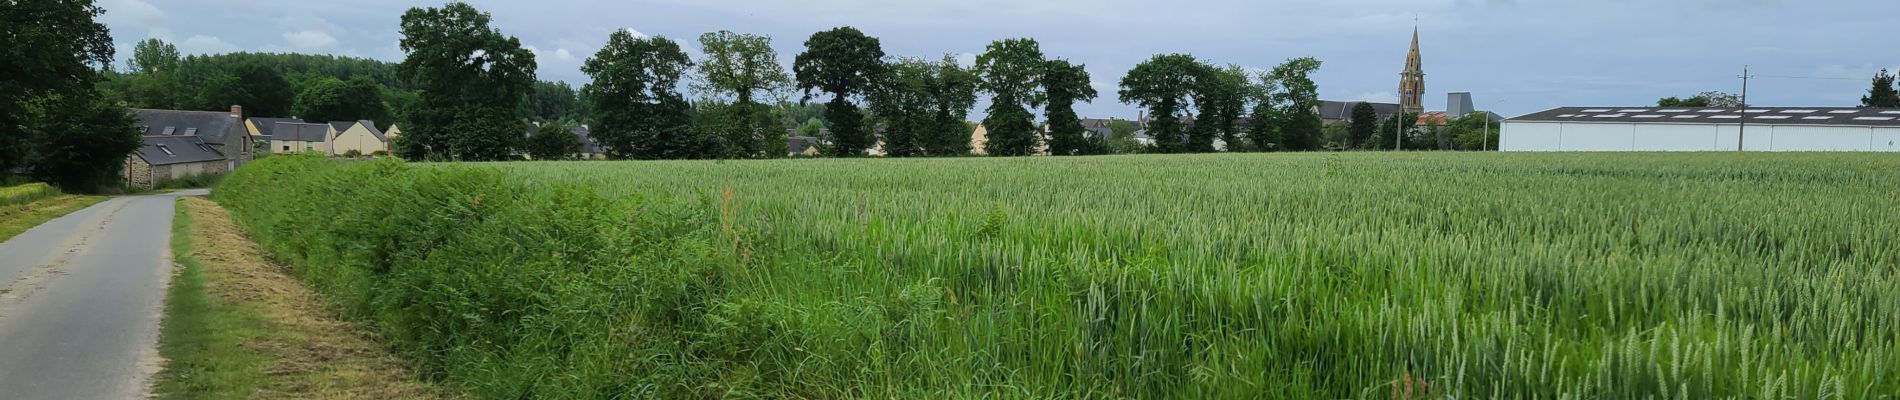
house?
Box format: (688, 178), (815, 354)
(246, 117), (303, 136)
(270, 122), (334, 154)
(524, 123), (605, 159)
(1502, 107), (1900, 152)
(787, 135), (820, 157)
(123, 135), (228, 189)
(329, 120), (388, 156)
(385, 124), (402, 140)
(1318, 101), (1403, 123)
(134, 106), (254, 170)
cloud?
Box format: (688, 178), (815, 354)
(554, 48), (576, 62)
(955, 52), (977, 68)
(103, 0), (166, 28)
(178, 35), (239, 55)
(1352, 91), (1399, 103)
(622, 28), (648, 39)
(283, 30), (339, 51)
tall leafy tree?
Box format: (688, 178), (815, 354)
(1042, 59), (1097, 156)
(1348, 102), (1377, 149)
(128, 38), (179, 74)
(1, 0), (122, 188)
(1863, 69), (1899, 108)
(525, 119), (582, 160)
(794, 27), (885, 157)
(1656, 96), (1710, 107)
(522, 80), (579, 121)
(292, 76), (389, 123)
(868, 58), (935, 157)
(974, 38), (1046, 156)
(697, 31), (791, 158)
(19, 89), (141, 191)
(582, 31), (695, 160)
(1192, 64), (1249, 152)
(1259, 57), (1323, 151)
(394, 2), (538, 161)
(1119, 54), (1202, 153)
(923, 56), (980, 156)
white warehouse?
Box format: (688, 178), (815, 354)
(1501, 107), (1900, 152)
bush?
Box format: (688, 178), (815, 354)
(0, 182), (61, 207)
(213, 155), (742, 398)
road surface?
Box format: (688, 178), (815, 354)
(0, 189), (206, 400)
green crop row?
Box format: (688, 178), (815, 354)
(219, 152), (1900, 399)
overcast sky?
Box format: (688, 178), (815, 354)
(103, 0), (1897, 118)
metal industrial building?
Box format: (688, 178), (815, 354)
(1501, 107), (1900, 152)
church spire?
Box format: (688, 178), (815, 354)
(1399, 25), (1426, 113)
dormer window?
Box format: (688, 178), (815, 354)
(162, 127), (176, 135)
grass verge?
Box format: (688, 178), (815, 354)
(155, 196), (447, 399)
(0, 195), (105, 242)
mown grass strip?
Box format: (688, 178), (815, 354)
(0, 194), (105, 242)
(155, 196), (270, 399)
(155, 196), (447, 399)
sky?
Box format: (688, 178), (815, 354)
(102, 0), (1898, 118)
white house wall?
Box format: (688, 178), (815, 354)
(1504, 122), (1900, 152)
(1562, 122), (1635, 151)
(1876, 128), (1900, 151)
(1500, 121), (1563, 151)
(1633, 123), (1718, 151)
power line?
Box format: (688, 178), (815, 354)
(1753, 74), (1862, 81)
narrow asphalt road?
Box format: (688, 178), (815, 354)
(0, 189), (206, 400)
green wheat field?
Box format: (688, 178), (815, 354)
(216, 153), (1900, 399)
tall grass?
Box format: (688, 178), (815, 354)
(0, 182), (61, 207)
(218, 153), (1900, 398)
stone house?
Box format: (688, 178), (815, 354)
(123, 135), (228, 189)
(134, 106), (254, 170)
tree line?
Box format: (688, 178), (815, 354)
(1, 0), (141, 193)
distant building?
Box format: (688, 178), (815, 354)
(269, 122), (335, 154)
(134, 106), (254, 169)
(1318, 101), (1402, 123)
(1398, 27), (1426, 114)
(124, 106), (255, 189)
(329, 121), (388, 156)
(1502, 107), (1900, 152)
(788, 135), (820, 156)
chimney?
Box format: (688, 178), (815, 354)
(230, 105), (243, 118)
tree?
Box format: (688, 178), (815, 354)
(1192, 64), (1250, 152)
(1370, 111), (1419, 151)
(924, 56), (980, 156)
(1042, 59), (1097, 156)
(794, 27), (885, 157)
(522, 80), (579, 121)
(128, 38), (179, 74)
(1446, 112), (1499, 151)
(1259, 57), (1323, 151)
(19, 89), (141, 192)
(292, 76), (389, 123)
(1348, 102), (1377, 149)
(1119, 54), (1203, 153)
(1, 0), (119, 186)
(1659, 91), (1743, 108)
(525, 119), (582, 160)
(395, 2), (538, 161)
(582, 31), (696, 160)
(868, 58), (936, 157)
(1106, 119), (1144, 154)
(1656, 96), (1709, 107)
(974, 38), (1046, 156)
(696, 31), (791, 158)
(1863, 69), (1899, 108)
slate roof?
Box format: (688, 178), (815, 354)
(573, 126), (602, 155)
(337, 120), (387, 141)
(249, 117), (303, 136)
(329, 121), (355, 132)
(273, 122), (332, 142)
(1319, 101), (1402, 121)
(135, 109), (241, 146)
(1508, 107), (1900, 127)
(133, 135), (226, 166)
(788, 136), (820, 154)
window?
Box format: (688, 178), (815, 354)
(157, 144), (174, 155)
(1709, 115), (1741, 119)
(184, 128), (198, 136)
(1617, 109), (1649, 113)
(1829, 110), (1859, 114)
(1699, 109), (1724, 113)
(162, 127), (176, 135)
(1743, 109), (1771, 113)
(1672, 115), (1700, 119)
(283, 145), (290, 151)
(1803, 116), (1834, 120)
(1633, 115), (1664, 119)
(1755, 115), (1791, 120)
(1657, 109), (1690, 113)
(1582, 109), (1612, 113)
(1780, 109), (1817, 114)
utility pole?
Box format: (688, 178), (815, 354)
(1737, 66), (1753, 151)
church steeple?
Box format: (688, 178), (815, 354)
(1399, 26), (1425, 113)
